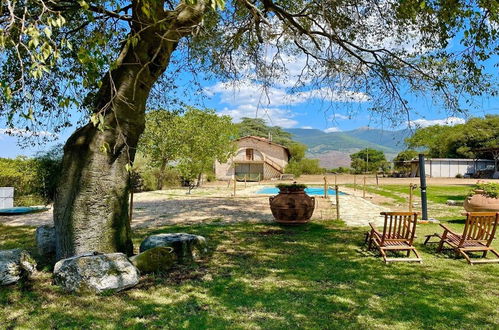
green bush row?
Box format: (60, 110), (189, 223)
(0, 147), (62, 206)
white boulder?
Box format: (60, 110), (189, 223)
(0, 249), (37, 286)
(53, 252), (139, 293)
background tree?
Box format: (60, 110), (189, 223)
(175, 108), (237, 188)
(286, 142), (307, 162)
(284, 158), (324, 177)
(350, 148), (390, 174)
(393, 149), (419, 174)
(138, 110), (180, 190)
(406, 115), (499, 158)
(1, 1), (497, 258)
(0, 146), (62, 206)
(236, 118), (293, 146)
(32, 145), (63, 203)
(405, 125), (460, 158)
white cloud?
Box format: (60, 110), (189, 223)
(329, 113), (350, 121)
(408, 117), (465, 128)
(206, 80), (370, 108)
(218, 104), (298, 128)
(324, 127), (342, 133)
(0, 128), (57, 138)
(206, 79), (369, 129)
(301, 126), (314, 129)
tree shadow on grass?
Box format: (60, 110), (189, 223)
(126, 221), (499, 328)
(1, 221), (499, 328)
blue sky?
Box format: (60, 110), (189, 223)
(2, 83), (497, 158)
(1, 16), (499, 158)
(1, 70), (498, 158)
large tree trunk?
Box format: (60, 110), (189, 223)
(53, 1), (206, 260)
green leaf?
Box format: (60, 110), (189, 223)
(90, 113), (99, 126)
(43, 26), (52, 38)
(78, 0), (89, 10)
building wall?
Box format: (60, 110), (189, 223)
(215, 137), (289, 180)
(214, 160), (234, 180)
(232, 139), (289, 169)
(410, 159), (495, 178)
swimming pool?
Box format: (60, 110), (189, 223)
(257, 187), (346, 196)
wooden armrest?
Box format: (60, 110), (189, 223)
(369, 223), (382, 238)
(439, 224), (458, 235)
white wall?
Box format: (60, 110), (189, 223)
(426, 160), (494, 177)
(0, 187), (14, 209)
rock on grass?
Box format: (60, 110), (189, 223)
(130, 247), (176, 273)
(139, 233), (207, 263)
(0, 249), (37, 286)
(35, 225), (56, 257)
(53, 252), (139, 294)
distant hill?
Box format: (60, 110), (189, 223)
(286, 127), (411, 168)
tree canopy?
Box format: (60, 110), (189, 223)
(393, 149), (419, 174)
(235, 118), (292, 146)
(138, 107), (237, 187)
(406, 115), (499, 158)
(175, 108), (237, 185)
(1, 0), (498, 136)
(350, 148), (390, 174)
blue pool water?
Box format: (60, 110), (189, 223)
(0, 206), (49, 215)
(257, 187), (346, 196)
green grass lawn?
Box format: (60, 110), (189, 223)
(344, 184), (474, 218)
(378, 185), (472, 204)
(346, 184), (472, 205)
(1, 219), (499, 329)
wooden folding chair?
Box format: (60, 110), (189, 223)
(425, 212), (499, 265)
(367, 212), (422, 263)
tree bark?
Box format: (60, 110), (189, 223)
(197, 171), (203, 187)
(54, 1), (206, 260)
(158, 159), (168, 190)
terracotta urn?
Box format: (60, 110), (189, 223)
(269, 186), (315, 225)
(464, 189), (499, 212)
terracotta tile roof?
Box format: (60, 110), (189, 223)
(234, 136), (290, 156)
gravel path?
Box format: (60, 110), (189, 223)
(330, 192), (389, 227)
(0, 186), (334, 228)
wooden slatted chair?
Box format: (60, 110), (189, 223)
(367, 212), (422, 263)
(427, 212), (499, 265)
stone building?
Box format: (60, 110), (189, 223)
(215, 136), (290, 181)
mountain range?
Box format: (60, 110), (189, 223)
(285, 127), (412, 168)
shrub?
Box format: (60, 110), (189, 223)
(455, 173), (463, 178)
(137, 166), (181, 191)
(284, 159), (324, 177)
(471, 182), (499, 198)
(330, 166), (351, 174)
(204, 170), (217, 182)
(276, 183), (307, 190)
(0, 147), (62, 206)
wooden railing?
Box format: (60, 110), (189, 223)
(265, 158), (284, 173)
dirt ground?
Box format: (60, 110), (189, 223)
(0, 175), (490, 228)
(0, 184), (335, 228)
(255, 174), (494, 186)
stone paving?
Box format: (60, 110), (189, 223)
(330, 192), (390, 227)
